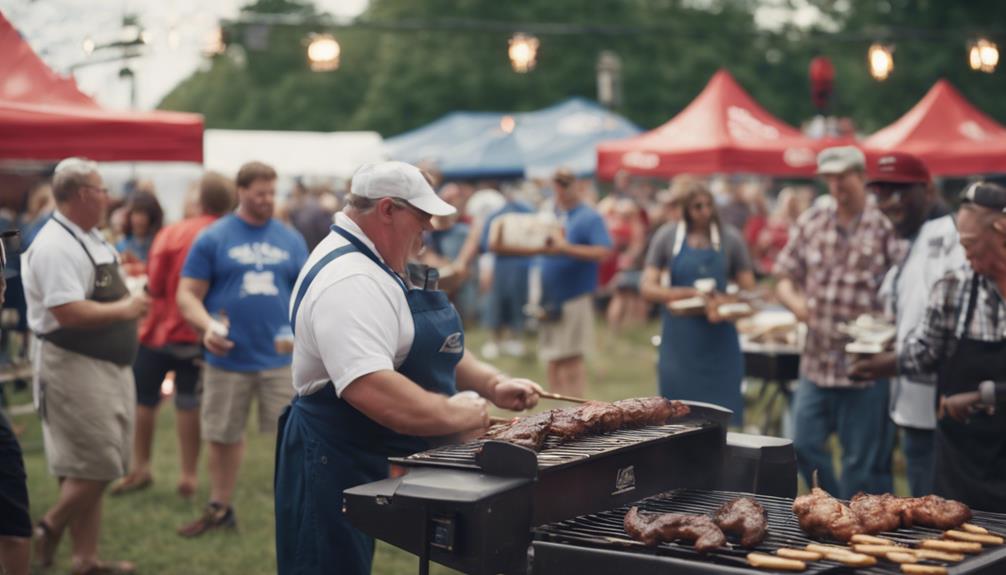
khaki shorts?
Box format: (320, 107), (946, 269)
(539, 294), (595, 362)
(201, 364), (293, 444)
(35, 341), (135, 481)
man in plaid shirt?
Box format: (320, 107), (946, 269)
(774, 146), (904, 498)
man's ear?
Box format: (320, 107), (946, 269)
(993, 216), (1006, 236)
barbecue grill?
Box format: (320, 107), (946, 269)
(343, 402), (798, 574)
(533, 488), (1006, 574)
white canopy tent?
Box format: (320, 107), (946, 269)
(204, 129), (386, 180)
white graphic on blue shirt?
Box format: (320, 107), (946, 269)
(241, 270), (279, 297)
(439, 332), (464, 354)
(227, 242), (291, 270)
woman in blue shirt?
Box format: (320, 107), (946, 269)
(116, 191), (163, 265)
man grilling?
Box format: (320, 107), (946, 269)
(851, 182), (1006, 512)
(274, 161), (542, 575)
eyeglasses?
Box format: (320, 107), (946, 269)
(81, 184), (109, 195)
(389, 198), (432, 222)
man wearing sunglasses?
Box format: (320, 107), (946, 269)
(0, 229), (30, 575)
(852, 182), (1006, 511)
(865, 152), (964, 498)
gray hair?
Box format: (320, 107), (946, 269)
(345, 193), (378, 214)
(52, 157), (99, 202)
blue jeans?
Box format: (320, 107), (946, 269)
(792, 378), (895, 499)
(901, 426), (935, 497)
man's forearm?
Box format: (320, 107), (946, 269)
(558, 243), (610, 261)
(775, 277), (806, 317)
(177, 289), (213, 333)
(455, 351), (501, 399)
(49, 299), (131, 329)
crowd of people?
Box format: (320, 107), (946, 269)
(0, 146), (1004, 575)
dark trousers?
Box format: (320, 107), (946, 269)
(900, 426), (935, 497)
(792, 378), (895, 499)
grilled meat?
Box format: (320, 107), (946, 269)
(795, 489), (973, 540)
(714, 497), (768, 547)
(613, 397), (690, 426)
(904, 495), (973, 530)
(624, 507), (726, 553)
(481, 396), (691, 450)
(849, 493), (910, 533)
(549, 401), (625, 439)
(483, 410), (555, 451)
(792, 487), (863, 542)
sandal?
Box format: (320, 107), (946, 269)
(109, 474), (153, 496)
(33, 518), (63, 568)
(71, 559), (137, 575)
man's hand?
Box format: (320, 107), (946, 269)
(939, 391), (985, 422)
(123, 293), (151, 320)
(491, 377), (543, 411)
(447, 391), (490, 430)
(203, 325), (235, 356)
(544, 228), (568, 256)
(848, 351), (896, 381)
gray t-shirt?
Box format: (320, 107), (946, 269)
(644, 222), (752, 281)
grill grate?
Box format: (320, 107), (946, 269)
(391, 423), (707, 472)
(533, 489), (1006, 574)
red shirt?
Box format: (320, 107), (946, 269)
(139, 214), (219, 348)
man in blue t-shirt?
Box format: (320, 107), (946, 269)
(176, 161), (308, 537)
(480, 194), (535, 359)
(536, 169), (611, 397)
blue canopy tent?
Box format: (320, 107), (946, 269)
(384, 98), (640, 180)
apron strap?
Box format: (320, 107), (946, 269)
(289, 225), (409, 335)
(51, 216), (117, 267)
(956, 272), (982, 341)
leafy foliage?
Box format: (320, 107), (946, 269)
(158, 0), (1006, 137)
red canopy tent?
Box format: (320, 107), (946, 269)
(596, 69), (826, 179)
(863, 80), (1006, 176)
(0, 12), (203, 163)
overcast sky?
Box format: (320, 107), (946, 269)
(2, 0), (821, 111)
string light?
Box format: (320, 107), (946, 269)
(969, 38), (999, 73)
(306, 33), (340, 71)
(868, 43), (894, 81)
(508, 33), (539, 73)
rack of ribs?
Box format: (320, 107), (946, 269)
(483, 410), (555, 451)
(714, 497), (768, 547)
(624, 507), (726, 553)
(549, 401), (625, 440)
(613, 397), (691, 427)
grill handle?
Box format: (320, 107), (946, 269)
(476, 440), (539, 478)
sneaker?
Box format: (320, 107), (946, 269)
(177, 502), (237, 538)
(480, 341), (500, 360)
(501, 339), (525, 357)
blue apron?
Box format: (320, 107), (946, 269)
(658, 231), (744, 426)
(275, 225), (464, 575)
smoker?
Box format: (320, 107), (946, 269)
(343, 402), (798, 574)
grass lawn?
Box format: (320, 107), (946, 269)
(9, 319), (907, 574)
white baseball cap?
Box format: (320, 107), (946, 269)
(816, 146), (866, 175)
(350, 161), (456, 217)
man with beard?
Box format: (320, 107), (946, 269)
(274, 161), (542, 575)
(176, 161), (308, 536)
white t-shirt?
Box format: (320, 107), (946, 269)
(21, 211), (120, 335)
(883, 214), (965, 429)
(289, 211), (415, 397)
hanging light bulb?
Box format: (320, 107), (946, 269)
(868, 43), (894, 81)
(508, 33), (539, 73)
(306, 33), (340, 72)
(82, 36), (96, 55)
(969, 38), (999, 73)
(500, 115), (516, 133)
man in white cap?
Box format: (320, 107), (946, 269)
(774, 146), (903, 498)
(274, 161), (543, 575)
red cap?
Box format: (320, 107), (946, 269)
(866, 151), (931, 185)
